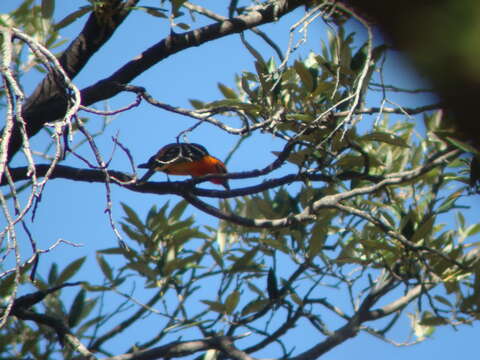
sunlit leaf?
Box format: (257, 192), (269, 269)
(225, 290), (240, 314)
(189, 99), (205, 109)
(360, 132), (410, 148)
(445, 136), (479, 155)
(437, 191), (462, 213)
(205, 99), (260, 112)
(420, 312), (448, 326)
(408, 312), (435, 340)
(294, 60), (314, 92)
(218, 83), (238, 99)
(201, 300), (225, 313)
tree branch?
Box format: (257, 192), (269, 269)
(7, 0), (309, 161)
(105, 335), (252, 360)
(4, 148), (460, 230)
(7, 0), (140, 161)
(290, 273), (396, 360)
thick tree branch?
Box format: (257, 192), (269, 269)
(4, 163), (332, 197)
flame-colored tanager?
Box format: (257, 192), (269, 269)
(138, 143), (229, 189)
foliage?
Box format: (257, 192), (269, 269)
(0, 1), (479, 360)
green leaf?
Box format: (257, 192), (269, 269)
(285, 113), (315, 122)
(267, 268), (279, 301)
(307, 225), (326, 259)
(242, 38), (266, 66)
(96, 254), (113, 281)
(127, 262), (158, 279)
(466, 223), (480, 237)
(409, 312), (435, 340)
(420, 313), (448, 326)
(163, 254), (200, 275)
(216, 229), (226, 254)
(433, 295), (453, 308)
(294, 60), (314, 92)
(230, 248), (258, 272)
(134, 6), (167, 18)
(350, 43), (367, 72)
(240, 75), (255, 100)
(176, 22), (190, 30)
(205, 99), (260, 112)
(289, 291), (303, 306)
(437, 191), (462, 213)
(251, 197), (275, 218)
(0, 273), (15, 298)
(225, 290), (240, 314)
(41, 0), (55, 19)
(121, 203), (144, 231)
(82, 284), (110, 292)
(201, 300), (226, 313)
(247, 281), (265, 298)
(68, 289), (86, 328)
(445, 136), (479, 155)
(172, 0), (188, 15)
(169, 200), (189, 221)
(77, 315), (105, 335)
(56, 257), (86, 285)
(210, 247), (224, 268)
(360, 132), (410, 148)
(241, 298), (269, 316)
(218, 83), (238, 99)
(54, 6), (91, 30)
(48, 263), (58, 285)
(189, 99), (205, 109)
(97, 247), (126, 255)
(121, 224), (147, 244)
(21, 335), (39, 354)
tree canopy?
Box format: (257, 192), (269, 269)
(1, 1), (479, 360)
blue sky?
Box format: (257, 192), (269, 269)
(1, 1), (478, 359)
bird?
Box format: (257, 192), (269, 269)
(138, 143), (229, 190)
